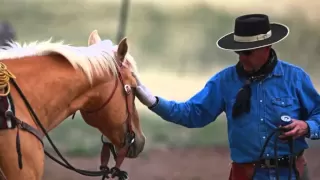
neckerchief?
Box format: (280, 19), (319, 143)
(232, 48), (278, 118)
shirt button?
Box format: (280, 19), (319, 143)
(281, 102), (285, 105)
(260, 100), (263, 103)
(266, 154), (270, 157)
(261, 118), (264, 121)
(263, 136), (266, 139)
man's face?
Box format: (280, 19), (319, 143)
(235, 47), (270, 71)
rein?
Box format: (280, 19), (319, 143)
(0, 62), (135, 180)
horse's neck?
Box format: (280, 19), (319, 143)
(4, 54), (94, 131)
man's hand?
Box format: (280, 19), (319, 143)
(132, 73), (157, 107)
(279, 119), (309, 139)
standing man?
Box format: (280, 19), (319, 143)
(134, 14), (320, 180)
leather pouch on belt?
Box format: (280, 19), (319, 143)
(228, 162), (255, 180)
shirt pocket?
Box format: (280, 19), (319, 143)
(270, 97), (296, 122)
(272, 97), (294, 107)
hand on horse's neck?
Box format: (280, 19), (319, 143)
(4, 55), (108, 131)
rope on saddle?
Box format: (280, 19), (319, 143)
(0, 62), (15, 96)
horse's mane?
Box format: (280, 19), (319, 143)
(0, 39), (138, 84)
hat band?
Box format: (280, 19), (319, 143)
(234, 30), (272, 42)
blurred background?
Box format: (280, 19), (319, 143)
(1, 0), (320, 179)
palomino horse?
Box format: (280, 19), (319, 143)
(0, 30), (145, 180)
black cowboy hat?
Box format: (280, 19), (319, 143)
(216, 14), (289, 51)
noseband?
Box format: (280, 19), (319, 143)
(77, 64), (136, 179)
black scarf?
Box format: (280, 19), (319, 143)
(232, 49), (278, 118)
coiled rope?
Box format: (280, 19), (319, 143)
(0, 62), (16, 96)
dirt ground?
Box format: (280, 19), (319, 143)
(43, 147), (320, 180)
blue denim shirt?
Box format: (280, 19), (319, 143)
(150, 60), (320, 163)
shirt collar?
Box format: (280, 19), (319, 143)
(271, 59), (284, 77)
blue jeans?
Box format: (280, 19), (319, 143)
(253, 166), (309, 180)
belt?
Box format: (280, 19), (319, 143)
(254, 150), (304, 168)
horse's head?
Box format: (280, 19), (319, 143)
(79, 30), (145, 158)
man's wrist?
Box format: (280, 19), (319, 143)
(305, 121), (311, 138)
(148, 96), (159, 109)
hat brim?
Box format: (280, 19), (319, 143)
(216, 23), (289, 51)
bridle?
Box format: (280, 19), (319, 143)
(74, 63), (136, 179)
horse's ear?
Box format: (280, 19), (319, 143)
(117, 37), (128, 63)
(88, 30), (101, 46)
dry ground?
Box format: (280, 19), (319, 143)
(43, 147), (320, 180)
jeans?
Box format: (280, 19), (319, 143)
(253, 165), (310, 180)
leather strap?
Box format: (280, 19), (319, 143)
(5, 110), (43, 145)
(18, 119), (43, 145)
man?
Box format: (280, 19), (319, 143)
(134, 14), (320, 180)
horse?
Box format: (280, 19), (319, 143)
(0, 30), (145, 180)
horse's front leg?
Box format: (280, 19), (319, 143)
(0, 129), (44, 180)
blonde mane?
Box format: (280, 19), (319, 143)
(0, 39), (138, 84)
